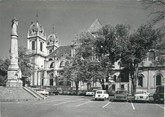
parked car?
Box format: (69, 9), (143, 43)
(95, 90), (109, 101)
(36, 89), (49, 96)
(111, 90), (128, 101)
(153, 85), (164, 103)
(86, 91), (95, 96)
(49, 90), (59, 95)
(134, 90), (150, 102)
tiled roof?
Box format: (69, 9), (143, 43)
(88, 19), (102, 33)
(48, 46), (71, 58)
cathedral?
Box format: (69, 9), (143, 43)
(26, 19), (164, 94)
(26, 19), (102, 88)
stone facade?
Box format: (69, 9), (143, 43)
(136, 50), (165, 94)
(26, 19), (164, 94)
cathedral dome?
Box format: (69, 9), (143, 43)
(27, 22), (46, 39)
(47, 33), (59, 47)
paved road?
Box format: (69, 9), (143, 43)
(0, 95), (164, 117)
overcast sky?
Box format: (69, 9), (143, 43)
(0, 0), (155, 59)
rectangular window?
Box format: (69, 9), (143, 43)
(40, 42), (43, 51)
(49, 49), (52, 54)
(32, 41), (35, 50)
(112, 84), (115, 90)
(121, 84), (124, 89)
(138, 77), (143, 87)
(149, 51), (155, 61)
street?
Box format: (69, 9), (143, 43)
(0, 95), (164, 117)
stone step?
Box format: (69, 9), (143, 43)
(0, 87), (36, 101)
(23, 87), (46, 100)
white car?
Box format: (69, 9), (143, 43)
(37, 89), (49, 96)
(134, 91), (150, 102)
(86, 91), (95, 96)
(95, 90), (109, 101)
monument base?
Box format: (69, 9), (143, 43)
(6, 79), (22, 88)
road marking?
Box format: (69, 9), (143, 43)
(53, 99), (83, 106)
(156, 104), (164, 109)
(75, 101), (92, 107)
(131, 102), (135, 110)
(102, 102), (111, 108)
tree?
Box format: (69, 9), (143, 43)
(141, 0), (165, 25)
(63, 56), (86, 95)
(120, 24), (163, 94)
(94, 23), (163, 94)
(18, 46), (34, 86)
(0, 47), (34, 86)
(0, 59), (10, 85)
(94, 24), (130, 90)
(18, 47), (34, 77)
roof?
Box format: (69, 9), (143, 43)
(88, 19), (102, 33)
(27, 21), (46, 39)
(47, 33), (59, 47)
(48, 46), (72, 58)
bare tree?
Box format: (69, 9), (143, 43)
(141, 0), (165, 25)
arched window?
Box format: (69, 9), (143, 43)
(112, 84), (115, 90)
(113, 75), (117, 82)
(138, 75), (143, 87)
(32, 41), (35, 50)
(49, 58), (53, 61)
(40, 42), (43, 51)
(60, 61), (65, 67)
(50, 62), (54, 68)
(156, 75), (162, 86)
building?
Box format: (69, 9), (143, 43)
(26, 19), (164, 94)
(136, 50), (165, 94)
(27, 20), (72, 87)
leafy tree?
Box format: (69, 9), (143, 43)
(63, 57), (86, 95)
(0, 59), (10, 85)
(18, 47), (34, 78)
(94, 24), (130, 90)
(0, 47), (34, 86)
(18, 46), (34, 86)
(94, 23), (163, 94)
(120, 24), (163, 94)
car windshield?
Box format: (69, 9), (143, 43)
(96, 91), (103, 94)
(116, 91), (126, 94)
(135, 91), (146, 94)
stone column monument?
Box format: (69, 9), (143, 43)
(6, 18), (22, 87)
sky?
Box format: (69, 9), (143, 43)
(0, 0), (155, 59)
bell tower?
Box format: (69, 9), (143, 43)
(46, 31), (59, 55)
(27, 19), (46, 86)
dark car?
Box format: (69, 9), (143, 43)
(111, 90), (128, 101)
(49, 90), (59, 95)
(153, 85), (164, 103)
